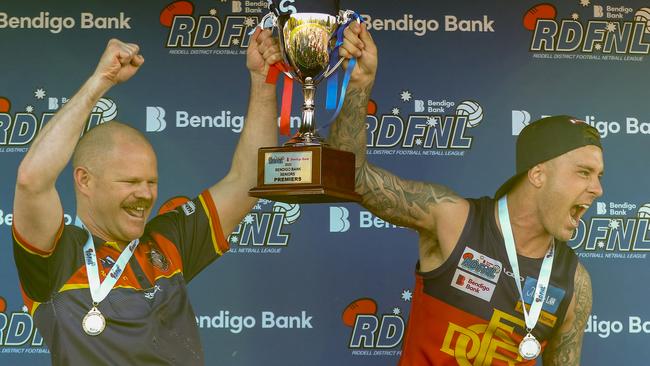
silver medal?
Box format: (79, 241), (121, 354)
(519, 333), (541, 360)
(82, 306), (106, 336)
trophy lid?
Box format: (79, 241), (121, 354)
(267, 0), (340, 16)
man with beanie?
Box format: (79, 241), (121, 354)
(329, 22), (601, 365)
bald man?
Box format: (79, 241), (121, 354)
(12, 33), (280, 365)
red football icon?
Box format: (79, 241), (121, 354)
(342, 298), (377, 327)
(160, 0), (194, 28)
(0, 97), (10, 113)
(0, 297), (6, 313)
(523, 3), (557, 31)
(158, 196), (191, 215)
(367, 99), (377, 115)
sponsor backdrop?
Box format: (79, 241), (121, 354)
(1, 0), (648, 364)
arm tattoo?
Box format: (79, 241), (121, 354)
(357, 162), (458, 229)
(327, 84), (458, 231)
(543, 263), (592, 365)
(327, 84), (372, 161)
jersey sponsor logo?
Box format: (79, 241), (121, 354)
(515, 301), (557, 328)
(181, 201), (196, 216)
(450, 269), (496, 302)
(442, 308), (527, 364)
(458, 247), (502, 283)
(100, 255), (116, 269)
(148, 247), (170, 271)
(522, 276), (565, 314)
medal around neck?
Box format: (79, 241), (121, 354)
(497, 197), (554, 362)
(76, 218), (140, 336)
(519, 333), (541, 360)
(82, 306), (106, 336)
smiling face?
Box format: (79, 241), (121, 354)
(536, 145), (604, 241)
(73, 122), (158, 244)
(86, 139), (158, 243)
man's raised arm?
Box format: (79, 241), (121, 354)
(13, 39), (144, 252)
(207, 29), (281, 236)
(326, 23), (468, 267)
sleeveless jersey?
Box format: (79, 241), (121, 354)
(399, 197), (579, 365)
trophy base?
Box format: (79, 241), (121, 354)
(249, 145), (361, 203)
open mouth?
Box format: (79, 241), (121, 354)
(569, 204), (590, 227)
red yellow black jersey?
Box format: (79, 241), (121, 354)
(12, 190), (228, 366)
(399, 197), (578, 365)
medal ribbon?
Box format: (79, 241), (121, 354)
(497, 196), (555, 332)
(76, 217), (140, 304)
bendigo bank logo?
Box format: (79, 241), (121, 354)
(0, 297), (46, 352)
(525, 3), (650, 56)
(161, 0), (259, 49)
(343, 297), (405, 355)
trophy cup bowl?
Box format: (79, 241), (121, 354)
(249, 11), (361, 203)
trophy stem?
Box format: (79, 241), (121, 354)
(285, 77), (324, 146)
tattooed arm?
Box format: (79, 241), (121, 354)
(328, 23), (469, 268)
(543, 263), (593, 365)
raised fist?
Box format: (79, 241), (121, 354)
(247, 28), (282, 79)
(93, 38), (145, 86)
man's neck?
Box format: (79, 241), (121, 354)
(496, 189), (554, 258)
(77, 210), (128, 251)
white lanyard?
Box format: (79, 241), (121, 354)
(497, 196), (555, 332)
(76, 218), (140, 305)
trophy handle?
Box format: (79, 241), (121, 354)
(321, 10), (361, 80)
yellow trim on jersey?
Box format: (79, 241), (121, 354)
(29, 301), (42, 316)
(58, 283), (140, 293)
(12, 230), (54, 258)
(199, 194), (223, 256)
(153, 269), (182, 282)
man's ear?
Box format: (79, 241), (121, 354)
(527, 163), (546, 189)
(74, 167), (92, 195)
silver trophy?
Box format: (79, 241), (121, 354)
(249, 10), (361, 203)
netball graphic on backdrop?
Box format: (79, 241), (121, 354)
(366, 90), (484, 154)
(0, 88), (111, 151)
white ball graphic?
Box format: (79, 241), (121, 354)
(92, 98), (118, 123)
(272, 202), (301, 224)
(638, 203), (650, 218)
(456, 100), (483, 128)
(634, 8), (650, 33)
